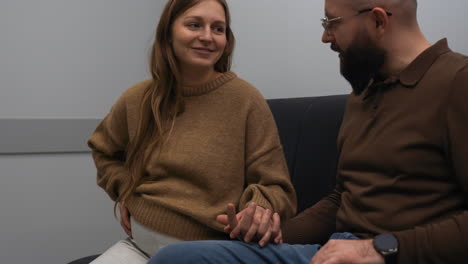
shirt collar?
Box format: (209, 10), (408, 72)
(362, 38), (452, 100)
(398, 38), (451, 87)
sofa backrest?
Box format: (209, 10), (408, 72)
(267, 95), (348, 213)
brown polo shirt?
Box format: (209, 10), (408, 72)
(283, 39), (468, 263)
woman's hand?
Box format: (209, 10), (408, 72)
(217, 202), (282, 247)
(119, 203), (132, 237)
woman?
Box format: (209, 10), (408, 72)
(87, 0), (296, 263)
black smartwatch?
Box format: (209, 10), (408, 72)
(373, 233), (398, 263)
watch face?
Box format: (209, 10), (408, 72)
(374, 233), (398, 256)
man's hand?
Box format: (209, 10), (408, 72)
(119, 203), (132, 237)
(310, 239), (384, 264)
(216, 202), (282, 247)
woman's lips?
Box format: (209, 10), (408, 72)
(192, 47), (214, 54)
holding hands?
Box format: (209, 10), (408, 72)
(216, 202), (282, 247)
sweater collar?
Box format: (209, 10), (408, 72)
(180, 72), (237, 97)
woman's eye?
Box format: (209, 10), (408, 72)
(213, 26), (225, 34)
(187, 23), (200, 29)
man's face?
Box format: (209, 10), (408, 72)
(337, 30), (387, 95)
(322, 0), (387, 94)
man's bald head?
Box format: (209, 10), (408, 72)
(343, 0), (418, 24)
(344, 0), (416, 10)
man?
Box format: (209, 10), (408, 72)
(148, 0), (468, 263)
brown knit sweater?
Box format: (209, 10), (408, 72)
(88, 72), (297, 240)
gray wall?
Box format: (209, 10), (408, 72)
(1, 0), (468, 263)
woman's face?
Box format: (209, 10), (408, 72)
(171, 0), (227, 74)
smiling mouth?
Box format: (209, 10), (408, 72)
(193, 47), (214, 53)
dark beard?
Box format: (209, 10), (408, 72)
(339, 34), (386, 95)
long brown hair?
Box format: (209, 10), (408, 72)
(117, 0), (235, 209)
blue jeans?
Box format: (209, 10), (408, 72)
(148, 232), (359, 264)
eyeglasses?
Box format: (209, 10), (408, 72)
(321, 8), (393, 34)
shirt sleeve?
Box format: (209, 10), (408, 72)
(393, 64), (468, 263)
(282, 186), (341, 244)
(238, 94), (297, 220)
(87, 93), (131, 201)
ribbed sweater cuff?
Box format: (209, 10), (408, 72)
(249, 191), (273, 211)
